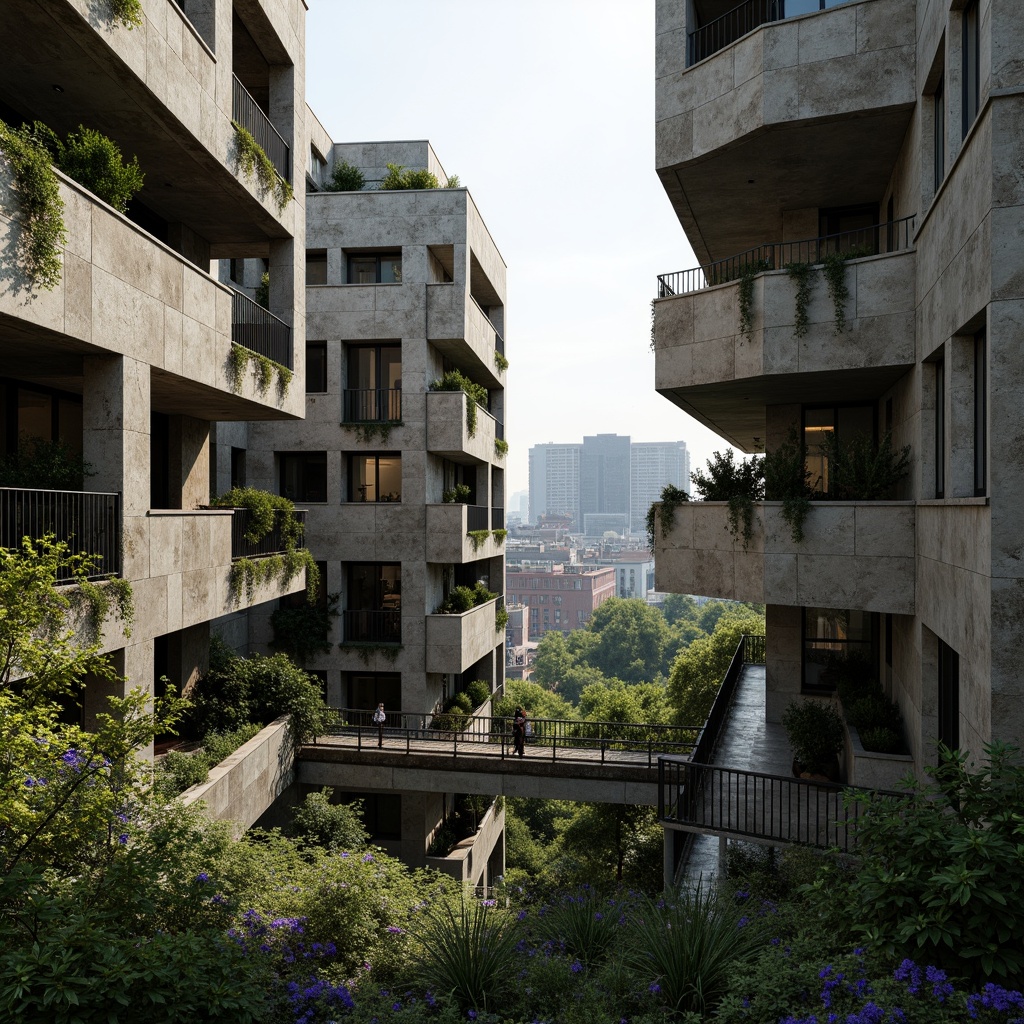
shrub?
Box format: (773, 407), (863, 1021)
(325, 159), (365, 192)
(845, 693), (900, 732)
(430, 370), (488, 437)
(270, 593), (338, 665)
(859, 725), (904, 754)
(781, 699), (844, 775)
(379, 163), (439, 190)
(290, 787), (370, 850)
(442, 483), (472, 504)
(819, 429), (911, 500)
(466, 680), (491, 708)
(43, 124), (145, 213)
(691, 449), (764, 547)
(763, 425), (813, 542)
(646, 482), (689, 550)
(0, 435), (92, 489)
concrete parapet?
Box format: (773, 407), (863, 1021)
(425, 599), (502, 675)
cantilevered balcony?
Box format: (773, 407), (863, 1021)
(656, 0), (915, 261)
(427, 287), (506, 388)
(654, 220), (916, 449)
(232, 75), (291, 184)
(653, 501), (915, 613)
(425, 503), (504, 563)
(426, 391), (500, 465)
(231, 292), (293, 369)
(426, 598), (502, 675)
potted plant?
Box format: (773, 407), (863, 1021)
(782, 698), (845, 780)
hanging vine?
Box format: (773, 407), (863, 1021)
(784, 261), (814, 337)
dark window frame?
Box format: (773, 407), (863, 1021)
(935, 358), (945, 499)
(801, 401), (877, 497)
(347, 452), (402, 503)
(933, 74), (946, 191)
(306, 249), (328, 286)
(343, 342), (402, 422)
(306, 341), (328, 394)
(962, 0), (980, 139)
(974, 329), (987, 496)
(937, 638), (960, 751)
(801, 606), (878, 694)
(279, 451), (328, 503)
(346, 251), (402, 284)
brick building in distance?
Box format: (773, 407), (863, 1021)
(505, 565), (616, 641)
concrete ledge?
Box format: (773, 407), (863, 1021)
(180, 716), (294, 831)
(426, 799), (505, 887)
(426, 598), (502, 674)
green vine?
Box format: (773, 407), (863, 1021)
(492, 529), (507, 546)
(106, 0), (143, 28)
(645, 483), (690, 550)
(430, 370), (488, 437)
(0, 119), (67, 290)
(468, 530), (491, 552)
(345, 421), (402, 445)
(726, 495), (757, 549)
(232, 121), (294, 213)
(494, 438), (508, 459)
(784, 261), (814, 337)
(822, 252), (851, 335)
(495, 605), (509, 633)
(76, 576), (135, 643)
(763, 425), (813, 542)
(494, 351), (509, 373)
(342, 642), (402, 666)
(228, 548), (318, 607)
(226, 343), (292, 398)
(690, 449), (764, 550)
(649, 299), (657, 352)
(737, 258), (772, 340)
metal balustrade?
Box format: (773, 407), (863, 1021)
(342, 609), (401, 644)
(342, 388), (402, 423)
(656, 217), (916, 298)
(232, 74), (290, 182)
(230, 508), (305, 560)
(466, 504), (489, 532)
(315, 708), (700, 766)
(0, 488), (121, 581)
(688, 0), (854, 66)
(231, 290), (292, 368)
(491, 507), (505, 530)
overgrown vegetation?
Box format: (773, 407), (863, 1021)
(819, 429), (911, 499)
(0, 435), (93, 490)
(782, 697), (845, 776)
(0, 119), (67, 289)
(433, 580), (496, 615)
(494, 350), (509, 372)
(232, 121), (294, 212)
(155, 723), (263, 798)
(226, 342), (292, 398)
(324, 159), (365, 192)
(378, 163), (461, 190)
(429, 369), (488, 436)
(104, 0), (143, 28)
(270, 592), (339, 665)
(494, 438), (508, 458)
(691, 448), (764, 548)
(784, 260), (814, 336)
(763, 425), (813, 542)
(645, 482), (689, 550)
(345, 420), (401, 444)
(442, 483), (472, 504)
(737, 258), (772, 339)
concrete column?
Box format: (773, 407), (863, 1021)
(765, 604), (801, 722)
(170, 415), (211, 510)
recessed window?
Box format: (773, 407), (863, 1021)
(343, 344), (401, 421)
(803, 607), (876, 692)
(280, 451), (328, 503)
(345, 563), (401, 643)
(934, 359), (945, 498)
(306, 341), (327, 393)
(933, 73), (946, 191)
(349, 454), (401, 502)
(803, 404), (874, 495)
(308, 145), (327, 190)
(937, 638), (960, 751)
(974, 329), (986, 496)
(962, 0), (979, 138)
(347, 252), (402, 284)
(306, 250), (328, 286)
(819, 204), (880, 255)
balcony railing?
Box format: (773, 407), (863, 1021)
(231, 74), (290, 182)
(491, 507), (505, 530)
(343, 609), (401, 644)
(687, 0), (853, 66)
(342, 388), (402, 423)
(657, 217), (916, 298)
(0, 488), (121, 581)
(231, 290), (292, 368)
(466, 504), (489, 532)
(230, 508), (305, 560)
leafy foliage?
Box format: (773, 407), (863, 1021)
(225, 342), (292, 397)
(154, 724), (263, 798)
(232, 121), (294, 212)
(818, 429), (911, 500)
(781, 698), (845, 774)
(494, 437), (508, 458)
(583, 598), (672, 684)
(737, 258), (773, 339)
(270, 592), (338, 665)
(380, 163), (440, 190)
(105, 0), (143, 28)
(646, 482), (689, 551)
(785, 260), (814, 336)
(691, 449), (765, 548)
(434, 580), (496, 614)
(254, 270), (270, 309)
(763, 425), (813, 542)
(0, 435), (93, 489)
(325, 159), (366, 191)
(429, 369), (488, 436)
(442, 483), (471, 503)
(0, 118), (67, 289)
(289, 787), (370, 850)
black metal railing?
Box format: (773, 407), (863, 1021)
(315, 708), (700, 767)
(495, 421), (505, 442)
(231, 74), (290, 182)
(343, 609), (401, 644)
(231, 290), (292, 368)
(491, 507), (505, 530)
(658, 760), (900, 852)
(467, 504), (489, 532)
(342, 388), (402, 423)
(687, 0), (853, 66)
(0, 488), (121, 582)
(230, 508), (305, 560)
(656, 216), (916, 298)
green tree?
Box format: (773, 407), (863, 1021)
(576, 679), (669, 727)
(555, 663), (607, 705)
(531, 630), (575, 688)
(667, 610), (765, 725)
(582, 598), (670, 683)
(493, 680), (575, 722)
(556, 803), (662, 889)
(660, 592), (699, 626)
(290, 787), (370, 850)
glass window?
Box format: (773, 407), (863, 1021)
(279, 451), (328, 503)
(345, 672), (401, 712)
(933, 74), (945, 191)
(937, 638), (960, 751)
(803, 607), (875, 692)
(347, 253), (402, 284)
(803, 404), (875, 495)
(18, 388), (51, 441)
(306, 250), (328, 285)
(349, 454), (401, 502)
(935, 359), (945, 498)
(308, 145), (327, 189)
(974, 329), (986, 496)
(962, 0), (979, 138)
(306, 341), (327, 393)
(343, 344), (402, 422)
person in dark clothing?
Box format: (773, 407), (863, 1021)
(512, 706), (527, 757)
(373, 702), (386, 747)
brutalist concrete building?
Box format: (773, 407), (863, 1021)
(651, 0), (1023, 775)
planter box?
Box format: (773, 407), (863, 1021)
(841, 717), (914, 790)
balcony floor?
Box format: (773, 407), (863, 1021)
(682, 664), (794, 884)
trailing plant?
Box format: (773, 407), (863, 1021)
(492, 528), (507, 545)
(270, 593), (339, 665)
(0, 435), (93, 490)
(344, 421), (401, 444)
(494, 438), (508, 458)
(379, 163), (439, 190)
(232, 121), (293, 213)
(820, 248), (870, 334)
(324, 160), (365, 192)
(691, 449), (765, 548)
(494, 350), (509, 372)
(467, 529), (490, 552)
(254, 270), (270, 309)
(442, 483), (472, 504)
(104, 0), (143, 28)
(0, 119), (67, 289)
(649, 298), (657, 351)
(646, 482), (690, 550)
(763, 425), (813, 542)
(225, 343), (291, 398)
(342, 642), (401, 665)
(430, 370), (488, 437)
(819, 429), (911, 500)
(784, 260), (814, 337)
(781, 698), (844, 775)
(737, 258), (773, 340)
(34, 122), (144, 214)
(77, 575), (135, 643)
(495, 604), (509, 633)
(210, 487), (302, 546)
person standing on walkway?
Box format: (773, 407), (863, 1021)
(373, 702), (386, 747)
(512, 706), (527, 758)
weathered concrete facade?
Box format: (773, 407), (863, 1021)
(242, 132), (508, 876)
(0, 0), (307, 728)
(653, 0), (1024, 771)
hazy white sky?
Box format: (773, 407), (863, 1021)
(305, 0), (728, 496)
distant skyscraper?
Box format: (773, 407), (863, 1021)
(630, 441), (691, 534)
(529, 443), (581, 526)
(580, 434), (632, 529)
